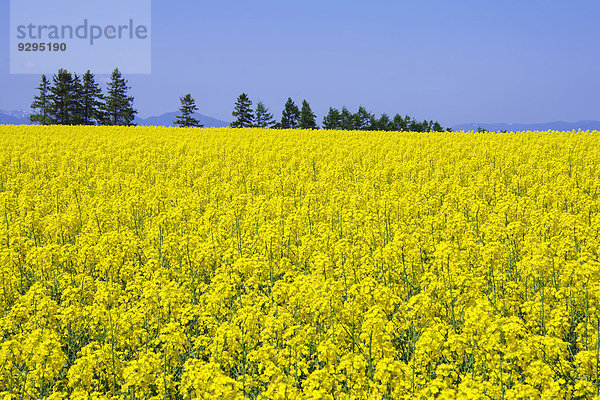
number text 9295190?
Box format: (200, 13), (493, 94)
(17, 42), (67, 52)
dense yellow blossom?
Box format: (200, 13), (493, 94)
(0, 125), (599, 399)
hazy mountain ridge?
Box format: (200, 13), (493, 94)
(0, 109), (34, 124)
(133, 112), (229, 128)
(451, 121), (600, 132)
(0, 109), (33, 119)
(0, 110), (230, 128)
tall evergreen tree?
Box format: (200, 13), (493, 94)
(354, 106), (375, 130)
(340, 107), (354, 130)
(174, 94), (202, 127)
(432, 121), (444, 132)
(423, 120), (433, 132)
(376, 113), (393, 131)
(70, 73), (85, 125)
(30, 74), (53, 125)
(322, 107), (341, 130)
(280, 98), (300, 129)
(231, 93), (254, 128)
(409, 118), (425, 132)
(79, 70), (104, 125)
(392, 114), (409, 131)
(412, 118), (426, 132)
(103, 68), (137, 126)
(48, 69), (77, 125)
(299, 100), (318, 129)
(255, 101), (275, 128)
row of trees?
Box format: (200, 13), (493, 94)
(174, 93), (319, 129)
(322, 107), (445, 132)
(222, 93), (447, 132)
(30, 69), (447, 131)
(30, 68), (137, 126)
(230, 94), (318, 129)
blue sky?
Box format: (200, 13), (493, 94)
(1, 0), (599, 126)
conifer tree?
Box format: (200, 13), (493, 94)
(322, 107), (341, 130)
(255, 101), (275, 128)
(432, 121), (444, 132)
(354, 106), (375, 130)
(376, 113), (393, 131)
(79, 70), (104, 125)
(280, 98), (300, 129)
(231, 93), (254, 128)
(299, 99), (318, 129)
(70, 73), (85, 125)
(48, 68), (77, 125)
(174, 94), (202, 127)
(393, 114), (409, 131)
(30, 74), (53, 125)
(103, 68), (137, 126)
(340, 107), (354, 130)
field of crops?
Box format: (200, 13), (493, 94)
(0, 126), (599, 399)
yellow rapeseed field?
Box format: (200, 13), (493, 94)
(0, 125), (599, 399)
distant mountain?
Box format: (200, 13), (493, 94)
(134, 112), (229, 128)
(0, 109), (32, 119)
(0, 109), (230, 128)
(0, 109), (32, 124)
(452, 121), (600, 132)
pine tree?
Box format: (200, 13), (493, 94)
(393, 114), (409, 131)
(299, 100), (318, 129)
(70, 73), (85, 125)
(340, 107), (354, 130)
(280, 98), (300, 129)
(354, 106), (375, 131)
(30, 74), (53, 125)
(48, 69), (77, 125)
(174, 94), (202, 127)
(409, 120), (425, 132)
(255, 101), (275, 128)
(103, 68), (137, 126)
(322, 107), (341, 130)
(424, 120), (433, 132)
(231, 93), (254, 128)
(376, 113), (393, 131)
(432, 121), (444, 132)
(79, 70), (104, 125)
